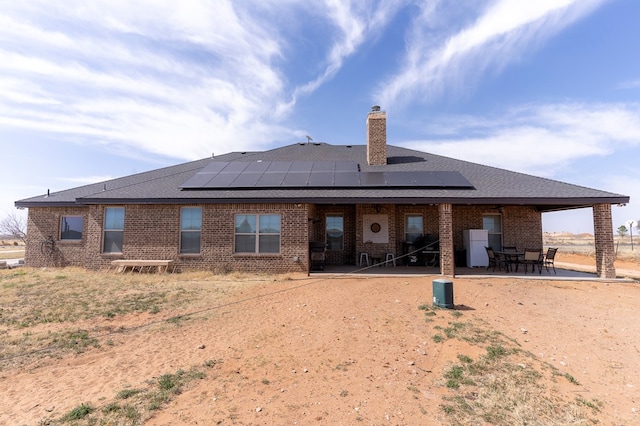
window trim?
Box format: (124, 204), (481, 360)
(234, 213), (281, 254)
(60, 215), (84, 241)
(180, 206), (202, 255)
(103, 207), (125, 254)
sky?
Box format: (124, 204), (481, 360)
(1, 0), (640, 235)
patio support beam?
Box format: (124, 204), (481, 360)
(439, 203), (455, 277)
(593, 203), (616, 279)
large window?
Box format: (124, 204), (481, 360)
(235, 214), (281, 253)
(405, 214), (423, 243)
(180, 207), (202, 254)
(103, 207), (125, 253)
(60, 216), (83, 240)
(326, 214), (344, 250)
(483, 214), (502, 250)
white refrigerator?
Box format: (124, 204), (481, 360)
(463, 229), (489, 267)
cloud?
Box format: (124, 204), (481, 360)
(401, 102), (640, 176)
(0, 1), (402, 161)
(377, 0), (607, 108)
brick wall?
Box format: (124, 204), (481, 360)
(25, 206), (89, 268)
(452, 205), (542, 250)
(25, 202), (547, 273)
(354, 204), (396, 263)
(26, 203), (309, 274)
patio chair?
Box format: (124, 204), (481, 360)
(543, 248), (558, 274)
(485, 247), (505, 272)
(521, 248), (543, 274)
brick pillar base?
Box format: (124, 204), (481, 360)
(593, 204), (616, 279)
(439, 203), (454, 277)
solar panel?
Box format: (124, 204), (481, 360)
(308, 172), (334, 186)
(180, 161), (474, 189)
(206, 172), (239, 187)
(289, 161), (314, 172)
(230, 172), (261, 187)
(244, 161), (270, 172)
(282, 171), (310, 186)
(334, 171), (360, 186)
(266, 161), (293, 172)
(257, 172), (286, 186)
(361, 172), (386, 186)
(181, 172), (215, 188)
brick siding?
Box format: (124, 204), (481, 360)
(28, 202), (616, 276)
(26, 203), (309, 274)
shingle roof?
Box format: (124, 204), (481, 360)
(15, 143), (629, 212)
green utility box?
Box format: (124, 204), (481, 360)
(432, 279), (454, 309)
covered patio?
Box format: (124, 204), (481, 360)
(311, 260), (638, 281)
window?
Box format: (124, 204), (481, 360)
(103, 207), (125, 253)
(180, 207), (202, 254)
(60, 216), (83, 240)
(405, 214), (423, 243)
(483, 214), (502, 250)
(235, 214), (281, 253)
(326, 214), (344, 250)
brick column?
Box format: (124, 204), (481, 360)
(439, 203), (455, 277)
(593, 204), (616, 279)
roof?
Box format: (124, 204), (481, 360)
(15, 143), (629, 212)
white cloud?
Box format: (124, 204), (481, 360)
(377, 0), (607, 107)
(401, 102), (640, 176)
(0, 1), (410, 161)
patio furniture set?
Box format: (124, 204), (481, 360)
(485, 246), (557, 274)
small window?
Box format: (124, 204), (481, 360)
(405, 214), (423, 243)
(180, 207), (202, 254)
(326, 214), (344, 250)
(235, 214), (281, 253)
(103, 207), (125, 253)
(60, 216), (83, 240)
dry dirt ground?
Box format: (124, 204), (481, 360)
(2, 253), (640, 425)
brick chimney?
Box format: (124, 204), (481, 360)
(366, 105), (387, 166)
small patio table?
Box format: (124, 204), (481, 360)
(494, 251), (523, 272)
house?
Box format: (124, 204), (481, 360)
(15, 107), (629, 278)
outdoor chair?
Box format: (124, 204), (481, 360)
(521, 248), (543, 274)
(543, 247), (558, 274)
(485, 246), (505, 272)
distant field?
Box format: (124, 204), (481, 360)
(544, 232), (640, 262)
(0, 239), (25, 259)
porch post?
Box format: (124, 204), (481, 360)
(439, 203), (455, 277)
(593, 203), (616, 279)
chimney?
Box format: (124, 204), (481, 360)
(366, 105), (387, 166)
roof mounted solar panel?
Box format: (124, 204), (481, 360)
(257, 171), (287, 186)
(334, 171), (360, 186)
(180, 161), (474, 189)
(282, 171), (310, 186)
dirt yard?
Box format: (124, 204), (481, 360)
(1, 254), (639, 425)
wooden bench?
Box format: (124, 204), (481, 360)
(110, 259), (175, 273)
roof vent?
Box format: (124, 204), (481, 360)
(371, 105), (381, 112)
